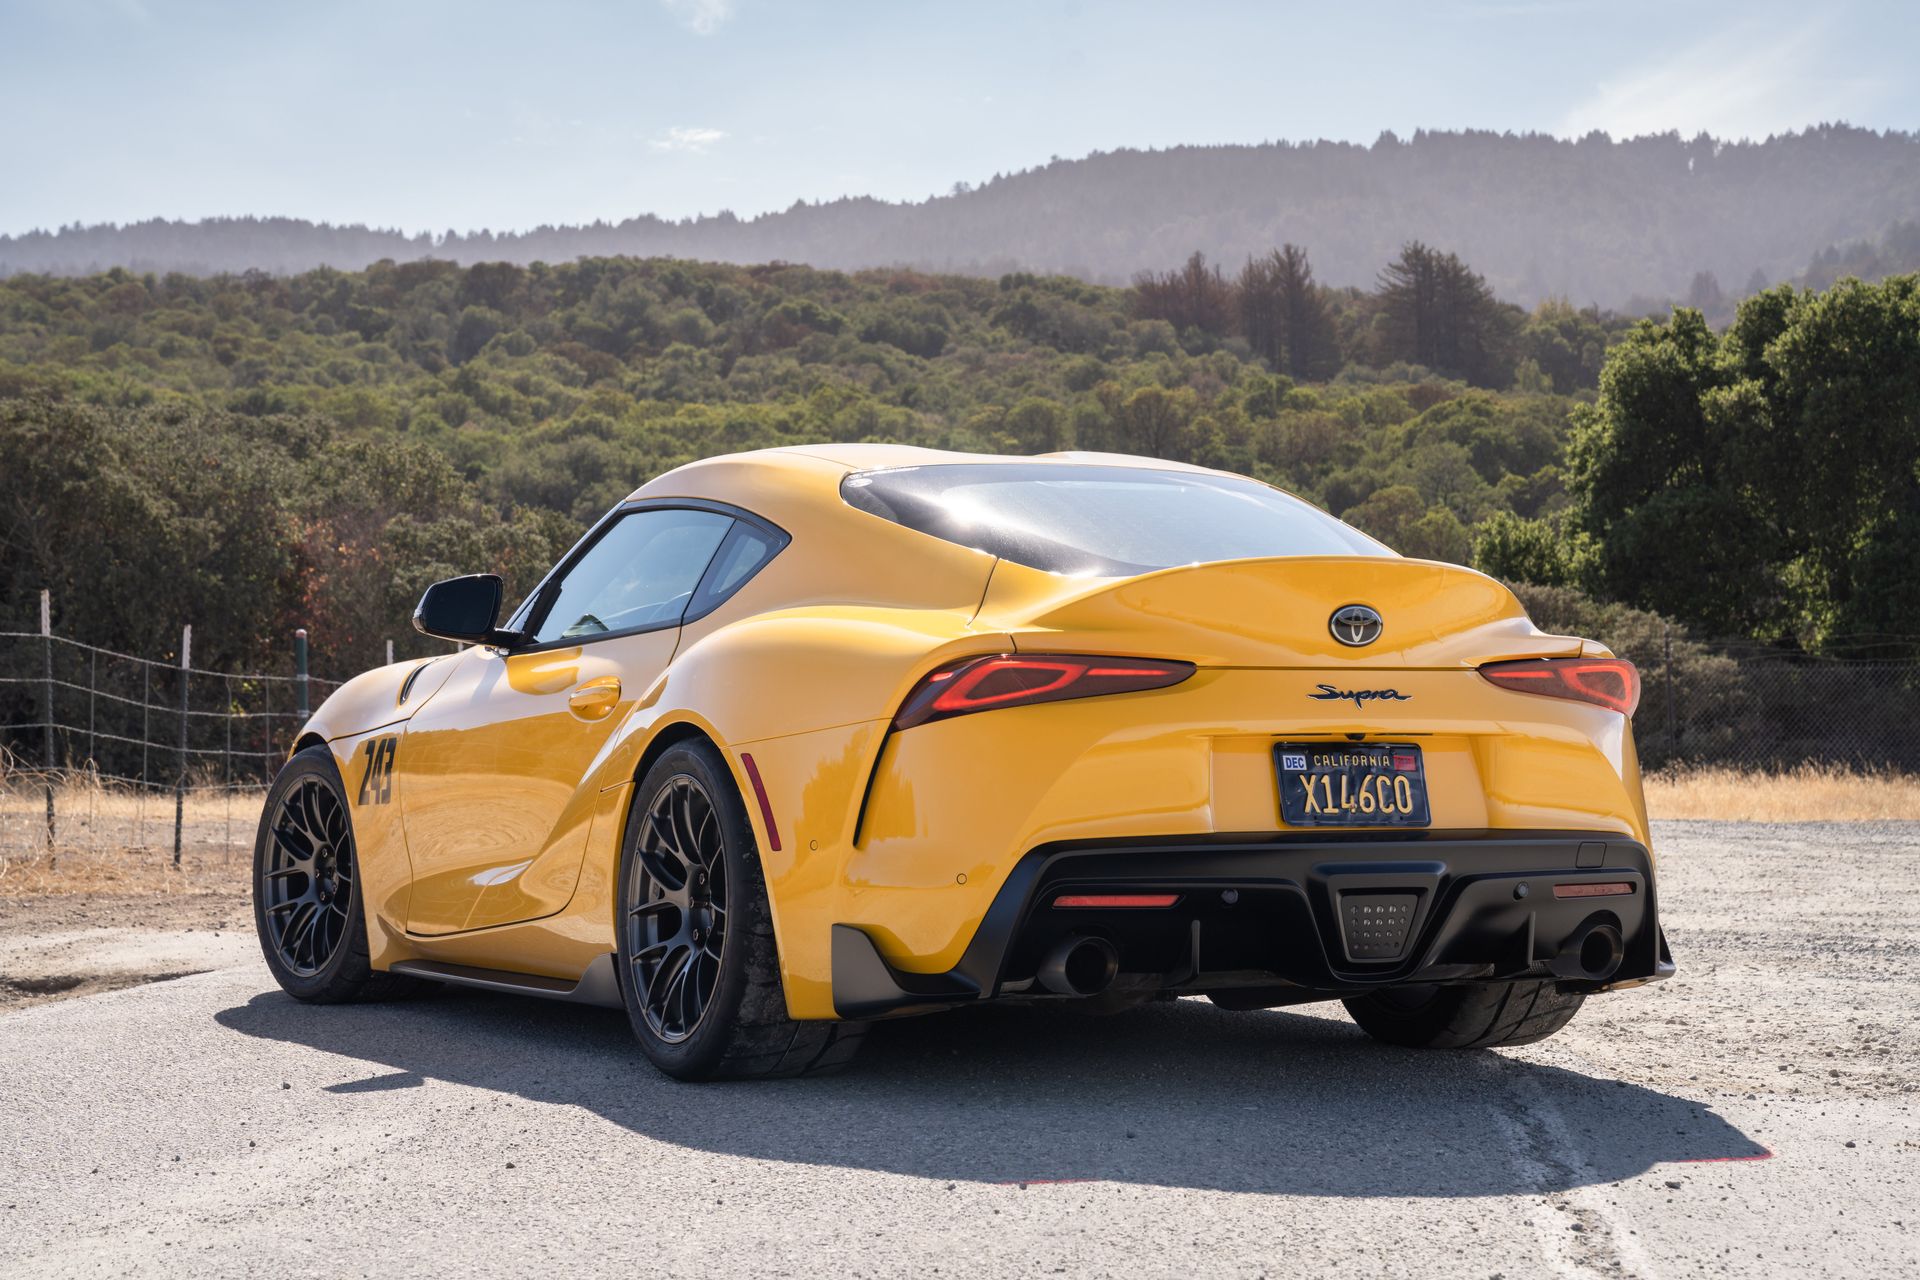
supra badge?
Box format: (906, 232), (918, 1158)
(1329, 604), (1383, 646)
(1309, 683), (1410, 709)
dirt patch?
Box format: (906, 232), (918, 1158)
(0, 887), (252, 1011)
(0, 967), (210, 1007)
(0, 885), (248, 931)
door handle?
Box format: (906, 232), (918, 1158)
(567, 677), (622, 721)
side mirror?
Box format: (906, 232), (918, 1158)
(412, 575), (525, 647)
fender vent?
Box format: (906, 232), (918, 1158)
(397, 658), (441, 706)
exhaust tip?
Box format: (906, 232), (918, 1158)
(1575, 923), (1625, 981)
(1038, 935), (1119, 997)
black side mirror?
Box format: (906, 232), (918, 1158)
(413, 575), (525, 647)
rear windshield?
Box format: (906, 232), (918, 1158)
(840, 463), (1390, 576)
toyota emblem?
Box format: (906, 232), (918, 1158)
(1329, 604), (1383, 647)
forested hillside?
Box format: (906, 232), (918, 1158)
(6, 127), (1918, 310)
(1, 251), (1914, 679)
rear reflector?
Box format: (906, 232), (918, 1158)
(894, 654), (1195, 730)
(1478, 657), (1641, 715)
(738, 752), (781, 853)
(1052, 893), (1180, 909)
(1553, 881), (1635, 898)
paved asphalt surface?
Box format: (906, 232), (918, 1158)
(2, 820), (1915, 1278)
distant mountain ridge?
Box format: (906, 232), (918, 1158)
(6, 125), (1916, 307)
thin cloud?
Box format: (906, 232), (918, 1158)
(649, 126), (728, 154)
(660, 0), (733, 35)
(1560, 17), (1883, 140)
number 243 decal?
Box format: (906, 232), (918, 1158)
(357, 736), (397, 805)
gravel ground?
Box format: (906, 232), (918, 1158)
(0, 820), (1914, 1278)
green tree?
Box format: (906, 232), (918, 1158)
(1116, 385), (1198, 460)
(1132, 252), (1232, 339)
(1567, 276), (1920, 649)
(1375, 242), (1517, 388)
(1236, 245), (1342, 380)
(1472, 512), (1583, 585)
(1517, 298), (1610, 393)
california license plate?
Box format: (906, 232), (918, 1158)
(1275, 743), (1430, 827)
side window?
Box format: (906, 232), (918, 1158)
(688, 520), (788, 619)
(530, 509), (733, 644)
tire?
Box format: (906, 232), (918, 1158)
(617, 740), (866, 1081)
(1343, 979), (1584, 1050)
(253, 746), (426, 1003)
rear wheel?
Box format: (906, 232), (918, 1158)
(617, 741), (865, 1081)
(252, 746), (424, 1003)
(1343, 979), (1583, 1049)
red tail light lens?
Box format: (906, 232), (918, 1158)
(893, 654), (1196, 729)
(1478, 657), (1640, 715)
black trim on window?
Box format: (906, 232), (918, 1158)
(499, 498), (789, 655)
(684, 516), (791, 624)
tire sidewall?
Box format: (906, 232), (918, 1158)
(616, 742), (765, 1079)
(253, 746), (366, 999)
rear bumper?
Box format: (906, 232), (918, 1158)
(831, 829), (1673, 1019)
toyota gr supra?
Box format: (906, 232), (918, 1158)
(253, 444), (1673, 1080)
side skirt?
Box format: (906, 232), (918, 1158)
(388, 952), (623, 1009)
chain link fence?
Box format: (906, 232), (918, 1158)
(1634, 645), (1920, 772)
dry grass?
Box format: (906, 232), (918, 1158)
(1, 773), (259, 898)
(1644, 764), (1920, 822)
(0, 846), (248, 898)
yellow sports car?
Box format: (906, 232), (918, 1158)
(254, 445), (1672, 1079)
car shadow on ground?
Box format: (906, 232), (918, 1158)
(216, 987), (1763, 1196)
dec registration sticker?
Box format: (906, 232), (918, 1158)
(1274, 743), (1431, 827)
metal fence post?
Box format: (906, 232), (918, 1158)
(295, 628), (310, 721)
(385, 638), (394, 667)
(174, 624), (191, 867)
(223, 673), (233, 789)
(261, 673), (273, 781)
(40, 589), (54, 850)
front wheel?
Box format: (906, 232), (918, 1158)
(616, 741), (866, 1081)
(252, 746), (425, 1003)
(1343, 979), (1583, 1049)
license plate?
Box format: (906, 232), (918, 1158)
(1275, 743), (1430, 827)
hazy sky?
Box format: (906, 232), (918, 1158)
(2, 0), (1914, 237)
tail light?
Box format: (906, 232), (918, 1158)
(893, 653), (1195, 730)
(1478, 657), (1640, 715)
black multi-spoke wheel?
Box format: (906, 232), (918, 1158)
(261, 775), (355, 976)
(627, 775), (729, 1042)
(616, 740), (868, 1081)
(252, 746), (424, 1003)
